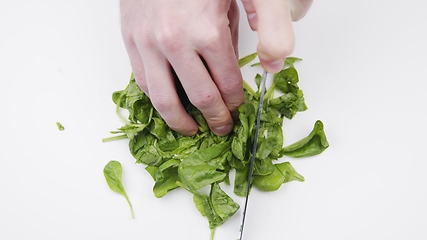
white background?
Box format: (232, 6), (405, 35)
(1, 0), (427, 239)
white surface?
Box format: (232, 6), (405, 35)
(1, 0), (427, 239)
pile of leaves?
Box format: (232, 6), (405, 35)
(103, 53), (329, 238)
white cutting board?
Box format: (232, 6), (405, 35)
(1, 1), (426, 239)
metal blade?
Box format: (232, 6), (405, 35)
(239, 70), (268, 240)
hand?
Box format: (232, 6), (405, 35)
(120, 0), (244, 136)
(241, 0), (313, 73)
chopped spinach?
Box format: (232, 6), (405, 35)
(282, 120), (329, 157)
(177, 181), (240, 240)
(56, 122), (65, 131)
(103, 53), (329, 237)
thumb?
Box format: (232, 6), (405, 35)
(253, 0), (295, 73)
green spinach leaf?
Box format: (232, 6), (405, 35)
(282, 120), (329, 157)
(180, 182), (239, 236)
(178, 143), (229, 191)
(253, 162), (304, 191)
(103, 160), (134, 218)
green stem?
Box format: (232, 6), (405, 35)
(124, 194), (135, 219)
(264, 83), (276, 102)
(116, 88), (130, 124)
(243, 80), (257, 98)
(210, 228), (216, 240)
(102, 134), (128, 142)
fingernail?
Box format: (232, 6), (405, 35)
(178, 126), (198, 136)
(182, 129), (198, 136)
(247, 13), (257, 21)
(265, 59), (284, 73)
(213, 124), (233, 136)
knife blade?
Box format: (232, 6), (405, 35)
(239, 70), (268, 240)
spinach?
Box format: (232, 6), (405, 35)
(103, 160), (134, 218)
(238, 52), (258, 67)
(178, 142), (230, 191)
(282, 120), (329, 157)
(103, 53), (329, 237)
(253, 162), (304, 191)
(56, 122), (64, 131)
(177, 181), (239, 240)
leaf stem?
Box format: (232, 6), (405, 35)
(210, 228), (215, 240)
(102, 134), (128, 142)
(243, 80), (257, 98)
(124, 193), (135, 219)
(264, 82), (276, 102)
(116, 88), (130, 124)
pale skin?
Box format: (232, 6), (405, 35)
(120, 0), (312, 136)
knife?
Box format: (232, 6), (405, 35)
(239, 70), (268, 240)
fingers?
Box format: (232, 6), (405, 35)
(168, 50), (237, 136)
(253, 0), (295, 73)
(155, 8), (242, 136)
(228, 0), (240, 58)
(141, 49), (199, 136)
(198, 27), (244, 122)
(120, 0), (244, 137)
(123, 25), (199, 136)
(122, 38), (148, 94)
(120, 0), (148, 94)
(240, 0), (258, 30)
(241, 0), (296, 73)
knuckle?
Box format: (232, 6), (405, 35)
(149, 93), (175, 113)
(122, 27), (154, 50)
(220, 78), (243, 96)
(190, 90), (221, 110)
(199, 30), (223, 53)
(135, 31), (154, 49)
(156, 27), (184, 53)
(219, 82), (245, 110)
